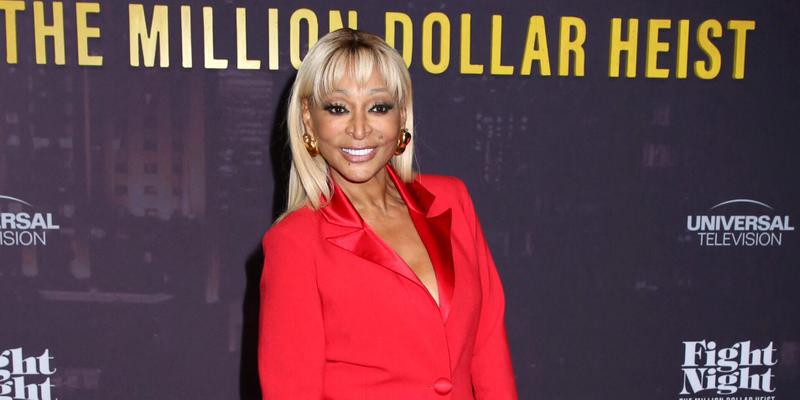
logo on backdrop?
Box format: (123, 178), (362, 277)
(680, 340), (777, 400)
(0, 348), (56, 400)
(686, 199), (794, 247)
(0, 195), (59, 246)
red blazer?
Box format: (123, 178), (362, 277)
(258, 163), (518, 400)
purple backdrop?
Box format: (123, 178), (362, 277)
(1, 1), (798, 399)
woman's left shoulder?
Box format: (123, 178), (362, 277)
(413, 172), (470, 201)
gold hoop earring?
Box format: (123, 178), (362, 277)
(302, 132), (319, 157)
(394, 128), (412, 155)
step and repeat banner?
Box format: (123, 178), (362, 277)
(1, 0), (797, 399)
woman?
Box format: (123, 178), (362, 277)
(259, 28), (518, 400)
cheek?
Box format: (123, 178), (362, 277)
(313, 119), (345, 141)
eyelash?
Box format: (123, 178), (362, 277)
(323, 102), (395, 115)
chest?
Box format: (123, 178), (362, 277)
(314, 218), (483, 353)
(367, 213), (439, 305)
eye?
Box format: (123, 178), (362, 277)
(323, 103), (348, 115)
(370, 103), (395, 114)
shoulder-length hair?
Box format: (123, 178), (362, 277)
(276, 28), (416, 223)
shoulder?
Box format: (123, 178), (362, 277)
(413, 171), (475, 212)
(414, 172), (481, 235)
(413, 172), (469, 200)
(259, 207), (320, 280)
(261, 206), (318, 250)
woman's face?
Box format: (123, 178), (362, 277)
(301, 67), (406, 185)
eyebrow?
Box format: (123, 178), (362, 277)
(333, 88), (389, 95)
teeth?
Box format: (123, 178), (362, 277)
(342, 147), (375, 156)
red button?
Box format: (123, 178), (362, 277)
(433, 377), (453, 395)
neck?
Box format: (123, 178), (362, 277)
(331, 165), (401, 215)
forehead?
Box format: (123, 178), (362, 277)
(331, 87), (389, 97)
(330, 67), (387, 92)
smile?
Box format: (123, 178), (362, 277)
(341, 147), (376, 156)
(339, 146), (378, 163)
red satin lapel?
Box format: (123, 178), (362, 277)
(320, 164), (456, 323)
(409, 208), (454, 322)
(324, 228), (427, 291)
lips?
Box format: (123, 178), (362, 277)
(341, 147), (375, 156)
(340, 146), (377, 163)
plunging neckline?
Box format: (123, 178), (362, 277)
(332, 173), (442, 308)
(319, 163), (456, 322)
(361, 213), (441, 307)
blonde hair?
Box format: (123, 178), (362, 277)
(275, 28), (416, 223)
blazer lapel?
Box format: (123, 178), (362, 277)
(319, 164), (455, 322)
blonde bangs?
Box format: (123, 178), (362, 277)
(309, 45), (408, 108)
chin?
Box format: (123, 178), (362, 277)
(331, 162), (387, 184)
(336, 170), (379, 184)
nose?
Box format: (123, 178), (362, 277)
(345, 108), (372, 139)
